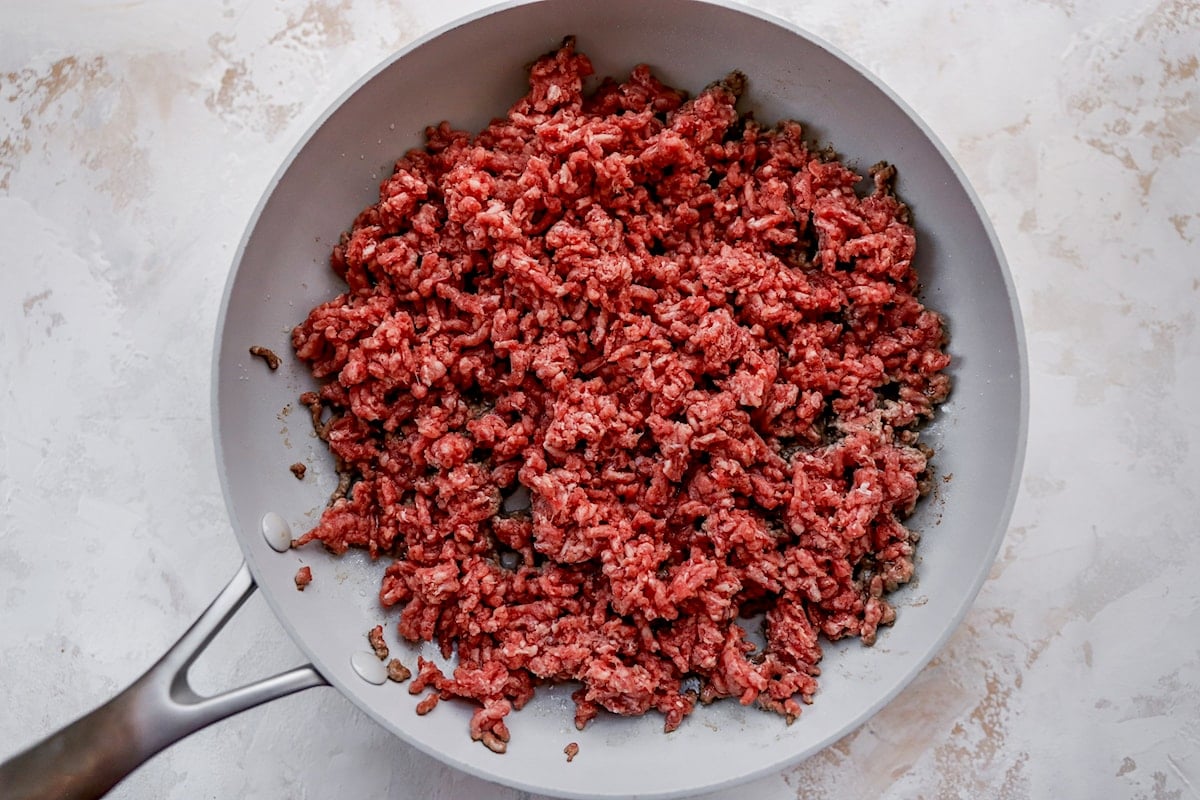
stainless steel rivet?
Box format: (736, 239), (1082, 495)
(261, 512), (293, 553)
(350, 651), (388, 685)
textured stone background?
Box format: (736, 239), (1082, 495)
(2, 1), (1197, 798)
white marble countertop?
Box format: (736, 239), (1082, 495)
(2, 1), (1197, 798)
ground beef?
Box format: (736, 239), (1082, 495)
(292, 39), (950, 746)
(368, 624), (390, 660)
(249, 345), (281, 370)
(294, 565), (313, 591)
(387, 658), (413, 683)
(415, 692), (441, 716)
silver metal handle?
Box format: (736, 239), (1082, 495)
(0, 562), (327, 800)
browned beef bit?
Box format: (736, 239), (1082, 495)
(386, 658), (412, 683)
(328, 470), (352, 506)
(298, 391), (332, 440)
(248, 345), (281, 370)
(368, 624), (389, 660)
(294, 566), (312, 591)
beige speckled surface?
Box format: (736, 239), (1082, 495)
(2, 1), (1198, 798)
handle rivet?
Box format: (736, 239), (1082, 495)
(350, 651), (388, 685)
(260, 512), (293, 553)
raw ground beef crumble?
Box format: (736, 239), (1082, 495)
(294, 565), (312, 591)
(291, 39), (951, 747)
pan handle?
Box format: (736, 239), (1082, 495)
(0, 562), (328, 800)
